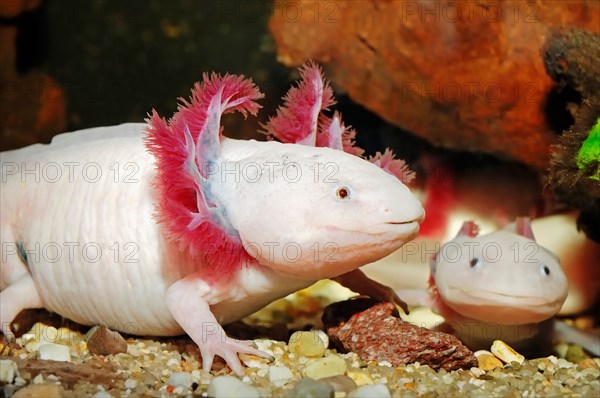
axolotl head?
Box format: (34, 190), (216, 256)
(217, 139), (425, 281)
(431, 219), (568, 325)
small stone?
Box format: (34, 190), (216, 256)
(289, 331), (326, 358)
(554, 341), (569, 359)
(12, 383), (64, 398)
(207, 375), (260, 398)
(348, 383), (391, 398)
(302, 355), (348, 380)
(86, 325), (127, 356)
(578, 358), (600, 370)
(313, 330), (329, 349)
(168, 372), (192, 389)
(565, 378), (578, 387)
(319, 375), (357, 393)
(490, 340), (524, 365)
(124, 378), (138, 389)
(470, 367), (485, 377)
(289, 377), (334, 398)
(29, 323), (59, 343)
(574, 316), (595, 330)
(268, 365), (293, 387)
(346, 370), (374, 386)
(92, 391), (113, 398)
(38, 343), (71, 362)
(0, 359), (18, 383)
(566, 345), (590, 364)
(476, 353), (503, 371)
(56, 327), (82, 344)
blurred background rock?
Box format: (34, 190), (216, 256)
(1, 0), (598, 208)
(0, 0), (292, 150)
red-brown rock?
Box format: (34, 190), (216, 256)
(86, 325), (127, 356)
(323, 298), (478, 371)
(269, 0), (600, 170)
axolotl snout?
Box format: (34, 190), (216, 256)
(428, 218), (573, 355)
(0, 65), (424, 374)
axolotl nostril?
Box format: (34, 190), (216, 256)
(0, 63), (424, 375)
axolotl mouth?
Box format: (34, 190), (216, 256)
(346, 219), (422, 237)
(445, 287), (565, 324)
(453, 288), (551, 306)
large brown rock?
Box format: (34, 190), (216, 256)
(269, 0), (600, 169)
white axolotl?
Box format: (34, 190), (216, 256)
(0, 64), (425, 374)
(408, 218), (599, 356)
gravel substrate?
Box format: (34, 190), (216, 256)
(1, 282), (599, 397)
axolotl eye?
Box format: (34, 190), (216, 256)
(336, 186), (351, 200)
(540, 264), (551, 277)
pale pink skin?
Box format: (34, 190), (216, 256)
(423, 219), (570, 352)
(432, 220), (568, 325)
(0, 123), (424, 375)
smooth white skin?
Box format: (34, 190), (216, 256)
(364, 212), (600, 316)
(1, 123), (424, 338)
(434, 231), (568, 325)
(216, 138), (424, 280)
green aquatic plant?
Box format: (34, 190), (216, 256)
(577, 117), (600, 181)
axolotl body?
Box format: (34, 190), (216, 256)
(0, 65), (425, 374)
(426, 218), (568, 355)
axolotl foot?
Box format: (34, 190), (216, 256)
(333, 269), (410, 313)
(200, 333), (274, 375)
(166, 273), (274, 375)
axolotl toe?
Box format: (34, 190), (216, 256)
(0, 64), (424, 375)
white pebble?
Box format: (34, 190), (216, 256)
(0, 359), (18, 383)
(38, 343), (71, 362)
(348, 383), (391, 398)
(166, 357), (180, 367)
(303, 355), (348, 379)
(268, 365), (293, 387)
(33, 373), (44, 384)
(30, 323), (59, 343)
(470, 378), (486, 387)
(490, 340), (524, 365)
(93, 391), (113, 398)
(470, 367), (485, 377)
(207, 376), (260, 398)
(254, 339), (274, 353)
(313, 329), (329, 348)
(168, 372), (192, 389)
(124, 378), (138, 389)
(557, 358), (576, 369)
(241, 357), (269, 369)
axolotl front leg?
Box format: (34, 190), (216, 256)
(0, 240), (44, 340)
(333, 269), (410, 313)
(166, 272), (273, 375)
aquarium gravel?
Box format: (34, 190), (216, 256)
(1, 282), (599, 397)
